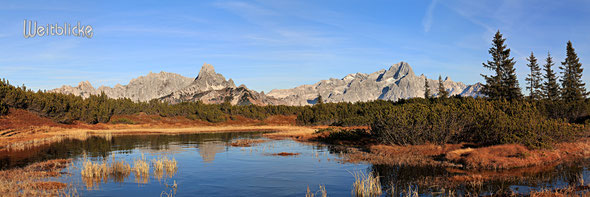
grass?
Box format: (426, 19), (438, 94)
(80, 154), (179, 188)
(80, 156), (109, 188)
(80, 155), (133, 189)
(530, 185), (590, 197)
(152, 157), (178, 180)
(132, 154), (150, 183)
(351, 171), (382, 197)
(306, 185), (327, 197)
(110, 157), (131, 182)
(0, 159), (77, 196)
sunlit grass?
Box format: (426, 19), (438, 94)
(109, 157), (131, 183)
(306, 185), (327, 197)
(351, 171), (382, 197)
(152, 157), (178, 180)
(132, 154), (150, 184)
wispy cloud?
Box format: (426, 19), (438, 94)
(422, 0), (438, 32)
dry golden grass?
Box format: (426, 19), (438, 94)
(530, 185), (590, 197)
(80, 157), (109, 189)
(110, 159), (131, 182)
(338, 137), (590, 171)
(341, 144), (463, 167)
(351, 171), (382, 197)
(0, 159), (77, 197)
(446, 139), (590, 170)
(132, 154), (150, 184)
(306, 185), (327, 197)
(152, 157), (178, 181)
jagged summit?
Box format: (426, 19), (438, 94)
(267, 61), (481, 105)
(198, 63), (216, 77)
(50, 71), (193, 102)
(160, 63), (282, 105)
(51, 61), (481, 106)
(175, 63), (237, 94)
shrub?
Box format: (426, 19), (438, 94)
(0, 101), (8, 116)
(315, 128), (372, 144)
(111, 118), (135, 124)
(371, 98), (585, 148)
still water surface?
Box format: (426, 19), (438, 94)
(0, 131), (588, 196)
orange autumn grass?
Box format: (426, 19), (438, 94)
(0, 159), (77, 197)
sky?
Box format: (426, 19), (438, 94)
(0, 0), (589, 93)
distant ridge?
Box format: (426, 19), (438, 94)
(267, 62), (482, 105)
(50, 71), (192, 102)
(50, 62), (482, 105)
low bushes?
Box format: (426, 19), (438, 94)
(0, 101), (8, 116)
(371, 98), (585, 148)
(110, 118), (135, 124)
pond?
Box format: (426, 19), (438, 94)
(0, 131), (588, 196)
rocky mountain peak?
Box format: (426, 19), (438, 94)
(389, 61), (414, 79)
(191, 63), (236, 91)
(197, 63), (216, 78)
(78, 81), (94, 89)
(267, 61), (480, 105)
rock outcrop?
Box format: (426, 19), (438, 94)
(51, 61), (481, 106)
(160, 64), (284, 105)
(50, 71), (193, 102)
(266, 62), (482, 105)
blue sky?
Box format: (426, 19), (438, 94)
(1, 0), (589, 93)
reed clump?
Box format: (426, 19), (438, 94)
(110, 159), (131, 182)
(152, 157), (178, 180)
(132, 154), (150, 183)
(306, 185), (327, 197)
(80, 157), (109, 186)
(351, 171), (382, 197)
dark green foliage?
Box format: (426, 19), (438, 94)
(525, 52), (542, 100)
(372, 100), (466, 145)
(296, 99), (397, 126)
(0, 101), (8, 116)
(560, 41), (587, 102)
(111, 118), (135, 124)
(0, 79), (301, 124)
(371, 98), (584, 148)
(542, 52), (560, 100)
(481, 31), (522, 100)
(424, 77), (431, 99)
(315, 128), (372, 144)
(438, 75), (448, 98)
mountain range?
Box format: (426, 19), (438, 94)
(50, 62), (482, 106)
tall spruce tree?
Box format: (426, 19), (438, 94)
(438, 75), (449, 98)
(481, 31), (522, 100)
(525, 52), (542, 100)
(424, 77), (431, 99)
(560, 41), (587, 101)
(542, 52), (560, 100)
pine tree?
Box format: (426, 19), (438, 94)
(560, 41), (587, 101)
(481, 31), (522, 100)
(424, 77), (431, 99)
(525, 52), (542, 100)
(438, 75), (449, 98)
(542, 52), (560, 100)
